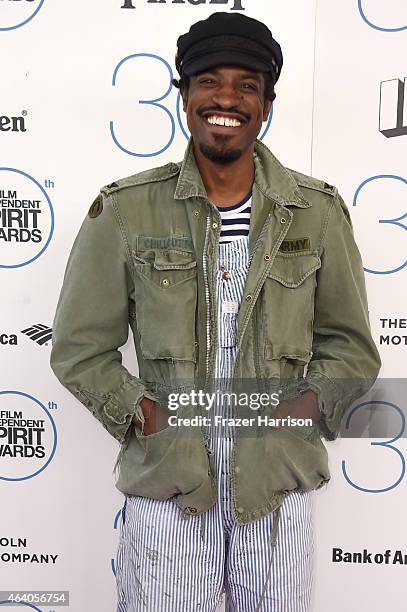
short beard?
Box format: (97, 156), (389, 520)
(199, 135), (242, 165)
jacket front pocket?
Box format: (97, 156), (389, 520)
(132, 249), (197, 361)
(115, 416), (214, 506)
(262, 251), (321, 359)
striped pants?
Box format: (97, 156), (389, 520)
(115, 461), (314, 611)
(115, 238), (314, 611)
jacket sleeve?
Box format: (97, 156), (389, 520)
(50, 192), (156, 444)
(303, 192), (381, 440)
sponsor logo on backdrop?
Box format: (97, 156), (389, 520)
(1, 326), (52, 348)
(379, 318), (407, 346)
(0, 537), (58, 565)
(21, 324), (52, 346)
(341, 395), (406, 494)
(0, 325), (52, 347)
(379, 78), (407, 138)
(0, 0), (45, 32)
(333, 547), (407, 565)
(358, 0), (407, 32)
(0, 168), (54, 269)
(0, 334), (17, 346)
(0, 391), (57, 481)
(121, 0), (244, 9)
(0, 112), (27, 133)
(353, 175), (407, 275)
(111, 506), (124, 575)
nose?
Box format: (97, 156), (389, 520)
(211, 81), (242, 109)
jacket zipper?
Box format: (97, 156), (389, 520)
(201, 212), (213, 460)
(202, 213), (211, 382)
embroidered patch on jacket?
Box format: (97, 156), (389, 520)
(88, 195), (103, 218)
(279, 238), (311, 253)
(135, 235), (194, 252)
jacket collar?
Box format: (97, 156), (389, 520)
(174, 139), (207, 200)
(174, 138), (312, 209)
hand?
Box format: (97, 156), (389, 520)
(132, 396), (172, 436)
(271, 390), (321, 429)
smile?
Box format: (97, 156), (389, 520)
(205, 115), (242, 128)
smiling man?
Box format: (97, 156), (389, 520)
(50, 11), (381, 612)
(181, 65), (271, 164)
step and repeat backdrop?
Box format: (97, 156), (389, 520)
(1, 1), (406, 610)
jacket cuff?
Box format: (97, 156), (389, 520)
(301, 372), (343, 440)
(89, 378), (159, 444)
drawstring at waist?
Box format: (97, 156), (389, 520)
(254, 504), (282, 612)
(200, 511), (206, 543)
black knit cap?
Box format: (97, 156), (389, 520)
(175, 12), (283, 85)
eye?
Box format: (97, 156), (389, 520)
(242, 82), (257, 91)
(199, 78), (216, 85)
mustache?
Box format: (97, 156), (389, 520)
(197, 106), (250, 122)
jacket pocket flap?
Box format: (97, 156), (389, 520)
(265, 347), (312, 363)
(267, 252), (321, 287)
(153, 253), (197, 271)
(132, 249), (196, 270)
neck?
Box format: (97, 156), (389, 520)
(192, 140), (255, 207)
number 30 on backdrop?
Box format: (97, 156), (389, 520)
(110, 53), (273, 157)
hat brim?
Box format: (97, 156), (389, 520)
(182, 49), (271, 77)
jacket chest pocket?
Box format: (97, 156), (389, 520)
(261, 251), (321, 363)
(132, 249), (197, 361)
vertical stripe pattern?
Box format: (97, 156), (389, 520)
(115, 236), (314, 612)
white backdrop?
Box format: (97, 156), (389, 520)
(1, 1), (406, 610)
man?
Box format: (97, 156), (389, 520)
(50, 12), (381, 612)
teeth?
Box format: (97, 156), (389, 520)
(206, 116), (241, 127)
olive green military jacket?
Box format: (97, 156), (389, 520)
(50, 139), (381, 524)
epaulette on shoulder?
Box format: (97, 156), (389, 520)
(287, 168), (338, 198)
(100, 162), (181, 196)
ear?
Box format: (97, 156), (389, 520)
(181, 88), (189, 113)
(263, 99), (273, 122)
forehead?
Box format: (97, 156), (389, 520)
(193, 65), (264, 81)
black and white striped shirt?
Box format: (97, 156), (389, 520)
(215, 192), (252, 244)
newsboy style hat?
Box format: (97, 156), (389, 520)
(175, 12), (283, 85)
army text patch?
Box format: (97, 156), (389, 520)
(279, 237), (311, 253)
